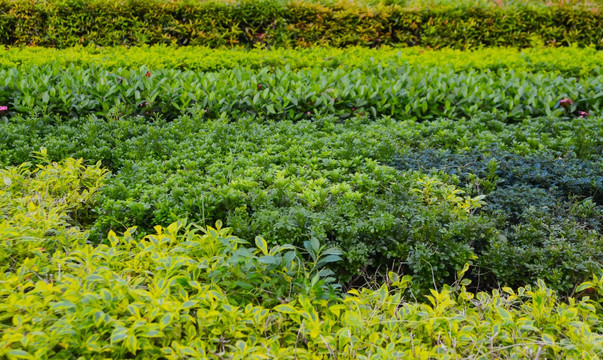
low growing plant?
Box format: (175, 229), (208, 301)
(0, 158), (602, 359)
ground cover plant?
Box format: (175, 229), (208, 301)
(1, 3), (602, 358)
(1, 63), (602, 121)
(2, 46), (602, 76)
(1, 111), (602, 294)
(0, 157), (602, 359)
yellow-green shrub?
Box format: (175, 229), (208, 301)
(0, 150), (107, 270)
(1, 46), (602, 78)
(0, 158), (601, 359)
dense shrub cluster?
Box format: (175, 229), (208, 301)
(392, 149), (603, 290)
(0, 0), (602, 48)
(1, 158), (602, 359)
(1, 112), (601, 293)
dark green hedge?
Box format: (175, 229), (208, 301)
(0, 0), (602, 48)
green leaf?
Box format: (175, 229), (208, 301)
(181, 300), (198, 309)
(344, 312), (363, 328)
(125, 334), (138, 353)
(111, 328), (128, 344)
(303, 241), (316, 261)
(316, 254), (342, 268)
(310, 237), (320, 252)
(457, 263), (469, 279)
(51, 300), (76, 311)
(255, 236), (268, 255)
(542, 333), (555, 345)
(284, 251), (296, 265)
(576, 282), (593, 292)
(496, 306), (512, 322)
(141, 329), (163, 338)
(7, 350), (33, 359)
(274, 304), (297, 314)
(94, 311), (106, 327)
(266, 104), (276, 114)
(258, 255), (281, 265)
(160, 313), (174, 330)
(460, 278), (472, 286)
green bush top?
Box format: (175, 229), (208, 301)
(2, 46), (602, 76)
(0, 0), (601, 48)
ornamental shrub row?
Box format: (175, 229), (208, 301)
(1, 156), (602, 359)
(1, 64), (601, 121)
(0, 0), (602, 48)
(1, 46), (602, 77)
(1, 112), (601, 293)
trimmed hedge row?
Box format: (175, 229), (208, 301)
(0, 0), (602, 48)
(1, 65), (601, 121)
(2, 46), (602, 77)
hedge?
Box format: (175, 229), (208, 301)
(1, 64), (601, 121)
(0, 0), (602, 48)
(2, 46), (602, 77)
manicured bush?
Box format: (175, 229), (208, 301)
(0, 0), (601, 48)
(1, 157), (602, 359)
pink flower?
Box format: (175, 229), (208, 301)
(560, 98), (573, 108)
(306, 111), (311, 115)
(0, 106), (7, 112)
(578, 111), (590, 118)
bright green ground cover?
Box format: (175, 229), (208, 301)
(1, 46), (602, 76)
(0, 44), (602, 358)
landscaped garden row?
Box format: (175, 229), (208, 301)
(0, 45), (601, 294)
(0, 0), (601, 48)
(1, 6), (602, 356)
(0, 156), (601, 359)
(1, 46), (602, 76)
(1, 111), (601, 294)
(0, 64), (601, 120)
